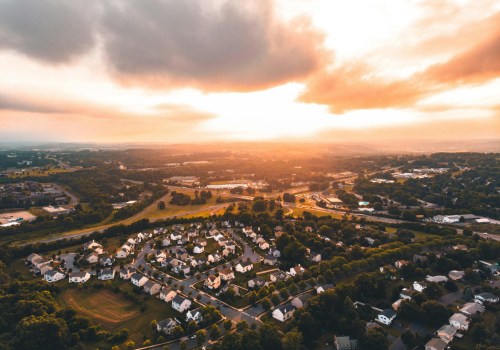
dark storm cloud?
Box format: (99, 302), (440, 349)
(0, 0), (96, 63)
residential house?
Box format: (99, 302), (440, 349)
(449, 313), (470, 331)
(400, 288), (414, 300)
(334, 335), (359, 350)
(291, 295), (310, 309)
(162, 237), (171, 247)
(316, 284), (334, 294)
(453, 244), (468, 251)
(270, 270), (288, 283)
(392, 299), (404, 311)
(85, 252), (99, 264)
(272, 303), (296, 322)
(222, 246), (235, 257)
(143, 280), (161, 295)
(26, 253), (43, 265)
(99, 256), (114, 266)
(120, 268), (134, 279)
(289, 265), (305, 276)
(459, 302), (485, 317)
(172, 295), (191, 313)
(186, 308), (203, 323)
(425, 338), (448, 350)
(263, 254), (278, 266)
(131, 273), (148, 287)
(242, 226), (254, 236)
(309, 251), (322, 262)
(157, 318), (179, 335)
(44, 269), (65, 283)
(377, 309), (396, 325)
(248, 277), (266, 289)
(475, 292), (499, 304)
(426, 275), (448, 283)
(413, 281), (427, 292)
(437, 324), (457, 343)
(69, 271), (91, 283)
(116, 245), (131, 258)
(259, 241), (270, 250)
(98, 268), (115, 280)
(84, 240), (102, 251)
(205, 275), (221, 290)
(448, 270), (465, 281)
(193, 245), (204, 254)
(395, 260), (410, 269)
(269, 247), (281, 257)
(235, 261), (253, 273)
(162, 289), (177, 303)
(219, 268), (235, 281)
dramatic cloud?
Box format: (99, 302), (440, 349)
(299, 63), (428, 113)
(0, 0), (95, 63)
(99, 0), (327, 91)
(423, 28), (500, 85)
(0, 0), (327, 92)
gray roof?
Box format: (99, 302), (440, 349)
(172, 295), (187, 305)
(45, 269), (61, 277)
(277, 303), (296, 314)
(381, 309), (396, 318)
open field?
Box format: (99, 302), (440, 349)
(59, 289), (140, 325)
(5, 167), (75, 178)
(57, 281), (181, 345)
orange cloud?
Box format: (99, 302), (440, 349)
(300, 11), (500, 113)
(299, 63), (428, 113)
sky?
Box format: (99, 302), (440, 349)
(0, 0), (499, 144)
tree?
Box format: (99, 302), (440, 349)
(259, 322), (282, 350)
(359, 328), (388, 350)
(210, 324), (221, 340)
(421, 301), (451, 327)
(236, 321), (248, 332)
(196, 329), (206, 346)
(16, 315), (69, 350)
(401, 330), (417, 349)
(157, 201), (166, 210)
(282, 329), (303, 350)
(223, 319), (232, 331)
(261, 298), (271, 310)
(470, 323), (488, 342)
(253, 200), (267, 212)
(180, 340), (187, 350)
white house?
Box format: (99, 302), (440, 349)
(172, 295), (191, 313)
(413, 281), (427, 292)
(448, 270), (465, 281)
(131, 273), (148, 287)
(157, 318), (179, 335)
(193, 245), (204, 254)
(44, 270), (65, 283)
(235, 261), (253, 273)
(259, 241), (270, 250)
(289, 265), (305, 276)
(186, 308), (203, 323)
(377, 309), (397, 325)
(116, 245), (131, 258)
(426, 275), (448, 283)
(449, 313), (470, 331)
(272, 304), (296, 322)
(84, 240), (102, 251)
(162, 237), (171, 247)
(69, 271), (91, 283)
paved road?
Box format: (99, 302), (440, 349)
(130, 228), (265, 330)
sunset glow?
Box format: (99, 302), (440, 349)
(0, 0), (499, 143)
